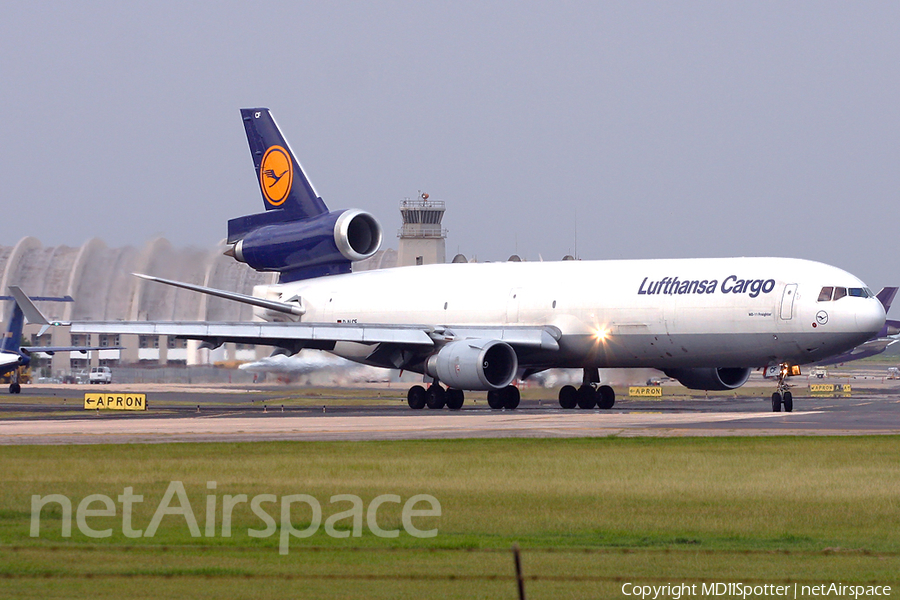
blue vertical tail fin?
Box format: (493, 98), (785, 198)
(1, 288), (74, 353)
(1, 304), (25, 354)
(240, 108), (328, 218)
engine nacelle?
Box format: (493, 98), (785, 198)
(229, 209), (382, 281)
(663, 367), (752, 391)
(424, 339), (518, 391)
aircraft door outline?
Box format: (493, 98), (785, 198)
(506, 288), (522, 324)
(780, 284), (798, 320)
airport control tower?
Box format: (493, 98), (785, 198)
(397, 192), (447, 266)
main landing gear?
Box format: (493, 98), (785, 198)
(406, 384), (520, 410)
(487, 386), (520, 410)
(770, 363), (794, 413)
(558, 368), (615, 410)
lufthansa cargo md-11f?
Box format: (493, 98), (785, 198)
(71, 109), (885, 413)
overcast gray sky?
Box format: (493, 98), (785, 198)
(1, 1), (897, 291)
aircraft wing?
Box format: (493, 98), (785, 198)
(71, 321), (434, 347)
(84, 273), (561, 350)
(68, 321), (560, 351)
(815, 337), (899, 366)
(69, 274), (561, 371)
(847, 338), (898, 354)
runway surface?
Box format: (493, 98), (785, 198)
(2, 382), (899, 444)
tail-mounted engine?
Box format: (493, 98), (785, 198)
(231, 108), (385, 282)
(226, 209), (382, 282)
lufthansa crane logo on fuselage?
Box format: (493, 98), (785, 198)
(260, 145), (293, 207)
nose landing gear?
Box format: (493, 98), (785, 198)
(769, 363), (798, 413)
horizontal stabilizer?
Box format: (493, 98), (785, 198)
(133, 273), (305, 317)
(21, 345), (125, 356)
(0, 295), (74, 302)
(8, 286), (50, 327)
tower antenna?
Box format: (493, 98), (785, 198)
(574, 207), (578, 259)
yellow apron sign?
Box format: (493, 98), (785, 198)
(809, 383), (851, 395)
(629, 386), (663, 398)
(84, 393), (147, 411)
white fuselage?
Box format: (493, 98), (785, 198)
(253, 257), (885, 370)
(0, 352), (20, 372)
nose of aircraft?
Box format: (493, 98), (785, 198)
(856, 298), (886, 335)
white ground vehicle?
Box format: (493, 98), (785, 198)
(89, 366), (112, 384)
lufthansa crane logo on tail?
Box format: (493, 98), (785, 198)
(260, 145), (293, 207)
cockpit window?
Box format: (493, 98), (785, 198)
(819, 286), (871, 301)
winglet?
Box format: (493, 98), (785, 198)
(8, 286), (51, 336)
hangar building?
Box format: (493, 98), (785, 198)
(0, 196), (447, 377)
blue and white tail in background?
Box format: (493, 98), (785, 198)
(1, 300), (27, 357)
(225, 108), (382, 283)
(1, 288), (72, 355)
(1, 287), (124, 393)
(1, 288), (72, 392)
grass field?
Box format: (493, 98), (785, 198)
(1, 437), (899, 599)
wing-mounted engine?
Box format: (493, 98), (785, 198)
(226, 208), (382, 282)
(424, 339), (518, 391)
(663, 367), (751, 391)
